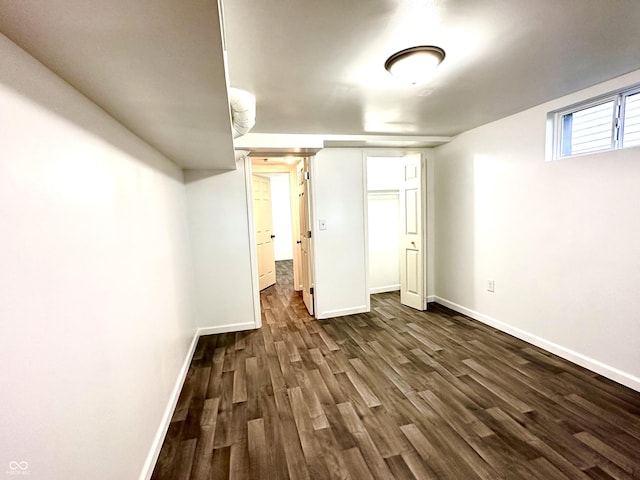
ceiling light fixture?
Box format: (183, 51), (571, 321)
(385, 46), (446, 85)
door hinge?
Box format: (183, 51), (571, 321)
(307, 230), (312, 238)
(310, 287), (314, 295)
(304, 171), (310, 180)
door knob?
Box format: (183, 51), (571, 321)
(271, 235), (276, 239)
(296, 240), (302, 244)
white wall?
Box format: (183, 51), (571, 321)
(269, 174), (294, 261)
(367, 156), (403, 190)
(366, 157), (403, 293)
(367, 194), (400, 293)
(312, 149), (369, 318)
(0, 34), (196, 480)
(185, 160), (259, 333)
(435, 69), (640, 390)
(312, 149), (436, 318)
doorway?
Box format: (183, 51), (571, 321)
(249, 157), (315, 315)
(365, 154), (426, 311)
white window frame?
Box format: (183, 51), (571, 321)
(547, 83), (640, 161)
(619, 88), (640, 149)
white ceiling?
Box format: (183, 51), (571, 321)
(2, 0), (639, 165)
(0, 0), (236, 170)
(223, 0), (640, 138)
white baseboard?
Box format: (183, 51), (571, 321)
(139, 331), (200, 480)
(370, 284), (400, 294)
(197, 321), (257, 336)
(317, 305), (369, 320)
(426, 295), (435, 303)
(139, 320), (258, 480)
(434, 296), (640, 392)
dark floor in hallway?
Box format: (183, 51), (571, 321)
(151, 260), (640, 479)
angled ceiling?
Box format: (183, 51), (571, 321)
(0, 0), (236, 170)
(223, 0), (640, 139)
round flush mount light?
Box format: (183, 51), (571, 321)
(385, 46), (446, 85)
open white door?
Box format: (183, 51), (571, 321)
(298, 158), (314, 315)
(292, 162), (303, 291)
(399, 153), (425, 310)
(252, 174), (276, 290)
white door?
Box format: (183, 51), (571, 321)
(399, 153), (425, 310)
(298, 158), (314, 315)
(292, 163), (303, 291)
(252, 174), (276, 290)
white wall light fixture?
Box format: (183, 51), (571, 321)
(385, 46), (445, 85)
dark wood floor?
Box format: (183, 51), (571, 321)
(151, 260), (640, 479)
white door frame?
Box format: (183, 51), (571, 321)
(244, 157), (311, 327)
(362, 149), (431, 309)
(250, 162), (303, 290)
(241, 153), (262, 329)
(301, 156), (316, 315)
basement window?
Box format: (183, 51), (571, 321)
(548, 84), (640, 160)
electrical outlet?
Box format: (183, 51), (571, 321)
(487, 280), (495, 293)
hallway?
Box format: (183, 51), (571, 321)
(152, 261), (640, 479)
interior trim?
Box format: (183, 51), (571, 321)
(434, 296), (640, 392)
(139, 320), (258, 480)
(139, 332), (200, 480)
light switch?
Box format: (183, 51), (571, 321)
(319, 219), (327, 230)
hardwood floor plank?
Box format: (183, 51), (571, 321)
(213, 371), (234, 448)
(314, 427), (352, 480)
(574, 431), (637, 474)
(232, 357), (248, 404)
(342, 447), (375, 480)
(174, 367), (196, 423)
(295, 370), (331, 430)
(200, 397), (219, 427)
(189, 424), (215, 480)
(469, 371), (534, 414)
(245, 356), (260, 420)
(418, 391), (500, 479)
(274, 389), (311, 480)
(568, 394), (640, 441)
(288, 385), (330, 477)
(150, 420), (184, 480)
(171, 438), (197, 480)
(400, 423), (471, 479)
(526, 457), (573, 480)
(151, 260), (640, 480)
(345, 366), (382, 408)
(229, 440), (250, 480)
(247, 418), (267, 480)
(259, 388), (288, 480)
(305, 368), (334, 409)
(400, 450), (438, 480)
(520, 410), (600, 470)
(338, 401), (395, 480)
(210, 445), (231, 480)
(385, 454), (417, 479)
(205, 347), (225, 399)
(583, 465), (620, 480)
